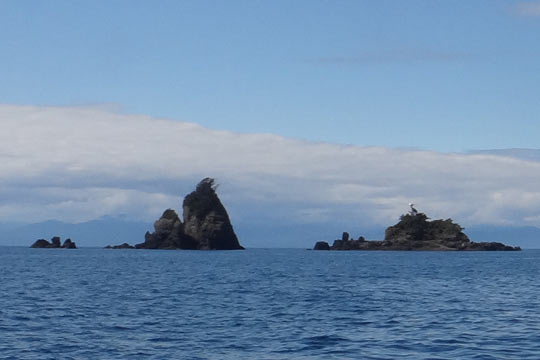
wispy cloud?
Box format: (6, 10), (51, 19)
(516, 2), (540, 16)
(1, 104), (540, 230)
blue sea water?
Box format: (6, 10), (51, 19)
(1, 248), (540, 359)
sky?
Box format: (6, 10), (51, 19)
(1, 0), (540, 150)
(1, 1), (540, 243)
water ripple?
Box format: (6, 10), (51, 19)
(1, 248), (540, 359)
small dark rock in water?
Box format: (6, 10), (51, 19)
(31, 237), (77, 249)
(62, 238), (77, 248)
(105, 243), (135, 249)
(314, 210), (520, 251)
(31, 239), (52, 248)
(313, 241), (330, 250)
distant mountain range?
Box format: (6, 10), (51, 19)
(1, 217), (538, 248)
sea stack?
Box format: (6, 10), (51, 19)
(131, 178), (244, 250)
(182, 178), (243, 250)
(31, 236), (77, 249)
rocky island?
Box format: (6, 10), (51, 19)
(31, 236), (77, 249)
(314, 206), (520, 251)
(107, 178), (244, 250)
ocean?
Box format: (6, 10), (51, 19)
(1, 247), (540, 359)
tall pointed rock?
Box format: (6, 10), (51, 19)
(183, 178), (243, 250)
(135, 178), (243, 250)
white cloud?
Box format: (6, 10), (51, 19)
(1, 104), (540, 229)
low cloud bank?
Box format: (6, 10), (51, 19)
(1, 104), (540, 230)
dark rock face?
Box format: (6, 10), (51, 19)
(134, 209), (198, 250)
(31, 239), (52, 248)
(62, 238), (77, 248)
(315, 212), (520, 251)
(31, 237), (77, 249)
(125, 178), (243, 250)
(313, 241), (330, 250)
(182, 178), (242, 250)
(51, 236), (61, 247)
(382, 213), (470, 250)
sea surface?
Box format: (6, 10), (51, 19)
(2, 247), (540, 359)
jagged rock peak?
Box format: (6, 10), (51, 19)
(183, 178), (222, 221)
(183, 178), (243, 250)
(124, 178), (244, 250)
(153, 209), (182, 233)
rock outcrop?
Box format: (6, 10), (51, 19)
(181, 178), (243, 250)
(135, 208), (198, 250)
(315, 211), (520, 251)
(108, 178), (244, 250)
(31, 236), (77, 249)
(313, 241), (331, 250)
(62, 238), (77, 249)
(104, 242), (135, 249)
(382, 213), (471, 250)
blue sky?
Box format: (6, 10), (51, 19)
(1, 0), (540, 151)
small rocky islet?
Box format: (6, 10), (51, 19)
(104, 243), (134, 249)
(31, 236), (77, 249)
(314, 208), (520, 251)
(106, 177), (244, 250)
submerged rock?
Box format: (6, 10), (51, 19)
(31, 236), (77, 249)
(109, 178), (244, 250)
(315, 210), (520, 251)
